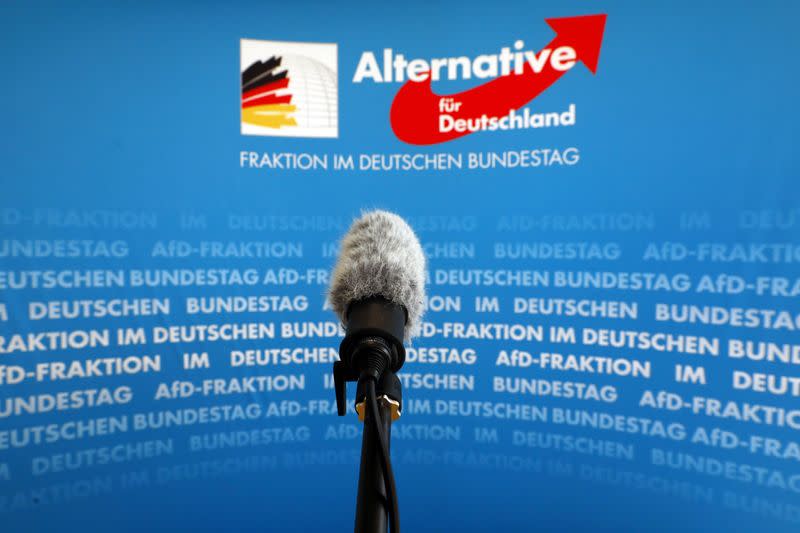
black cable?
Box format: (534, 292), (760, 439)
(368, 383), (399, 533)
(367, 379), (400, 533)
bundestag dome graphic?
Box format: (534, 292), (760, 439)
(241, 39), (338, 138)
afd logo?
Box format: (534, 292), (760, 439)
(240, 39), (338, 138)
(352, 14), (606, 145)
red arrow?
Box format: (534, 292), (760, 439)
(389, 14), (607, 145)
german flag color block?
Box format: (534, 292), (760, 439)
(241, 56), (297, 129)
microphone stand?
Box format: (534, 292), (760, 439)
(334, 364), (403, 533)
(333, 297), (407, 533)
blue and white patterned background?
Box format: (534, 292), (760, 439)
(1, 1), (799, 531)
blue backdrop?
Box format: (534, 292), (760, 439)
(1, 1), (799, 531)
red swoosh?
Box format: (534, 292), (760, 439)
(389, 14), (607, 145)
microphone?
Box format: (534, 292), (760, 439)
(329, 209), (426, 402)
(328, 210), (425, 533)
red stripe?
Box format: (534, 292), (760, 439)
(242, 77), (290, 100)
(242, 93), (293, 109)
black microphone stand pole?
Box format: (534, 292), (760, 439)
(356, 371), (401, 533)
(333, 298), (407, 533)
(334, 364), (403, 533)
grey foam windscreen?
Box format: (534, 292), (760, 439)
(329, 210), (427, 340)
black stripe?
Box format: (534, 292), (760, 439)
(242, 56), (288, 93)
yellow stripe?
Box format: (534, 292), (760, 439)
(242, 104), (298, 128)
(243, 104), (297, 114)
